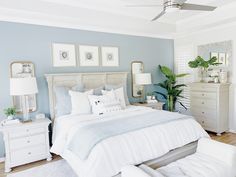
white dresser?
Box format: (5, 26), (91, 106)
(0, 119), (52, 172)
(190, 83), (230, 136)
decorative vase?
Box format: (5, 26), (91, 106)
(199, 67), (207, 82)
(167, 95), (175, 112)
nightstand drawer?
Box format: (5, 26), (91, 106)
(190, 98), (216, 109)
(10, 134), (46, 150)
(9, 127), (45, 139)
(11, 145), (47, 167)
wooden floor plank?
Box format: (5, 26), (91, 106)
(0, 132), (235, 177)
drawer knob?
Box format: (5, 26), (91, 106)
(202, 102), (204, 104)
(28, 152), (31, 155)
(202, 112), (205, 114)
(27, 140), (30, 143)
(202, 121), (205, 124)
(26, 129), (29, 132)
(202, 94), (205, 96)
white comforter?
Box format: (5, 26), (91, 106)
(51, 106), (209, 177)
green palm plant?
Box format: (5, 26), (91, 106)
(154, 65), (189, 112)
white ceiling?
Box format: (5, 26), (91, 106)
(0, 0), (236, 38)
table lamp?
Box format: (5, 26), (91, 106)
(135, 73), (152, 103)
(10, 77), (38, 122)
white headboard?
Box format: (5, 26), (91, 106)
(45, 72), (129, 121)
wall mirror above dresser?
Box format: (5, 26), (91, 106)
(10, 61), (37, 113)
(131, 61), (144, 98)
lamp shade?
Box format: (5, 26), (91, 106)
(10, 77), (38, 96)
(135, 73), (152, 85)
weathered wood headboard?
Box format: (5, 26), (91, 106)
(45, 72), (129, 121)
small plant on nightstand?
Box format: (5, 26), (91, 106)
(4, 107), (16, 120)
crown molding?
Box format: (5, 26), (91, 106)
(0, 7), (175, 39)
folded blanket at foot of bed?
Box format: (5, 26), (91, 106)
(121, 138), (236, 177)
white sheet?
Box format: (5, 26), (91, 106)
(51, 106), (209, 177)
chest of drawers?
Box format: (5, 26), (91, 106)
(190, 83), (230, 136)
(0, 119), (52, 172)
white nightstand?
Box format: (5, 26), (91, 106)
(132, 102), (164, 110)
(0, 118), (52, 172)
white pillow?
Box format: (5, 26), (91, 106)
(69, 90), (93, 115)
(102, 87), (126, 109)
(88, 93), (122, 115)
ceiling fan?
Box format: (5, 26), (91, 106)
(126, 0), (217, 21)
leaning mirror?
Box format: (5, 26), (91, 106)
(131, 61), (144, 98)
(10, 61), (37, 113)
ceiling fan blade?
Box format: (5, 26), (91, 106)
(174, 0), (187, 4)
(125, 4), (163, 7)
(181, 3), (217, 11)
(152, 11), (166, 21)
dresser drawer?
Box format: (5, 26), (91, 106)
(190, 85), (217, 92)
(196, 117), (217, 132)
(191, 92), (216, 99)
(10, 134), (46, 150)
(190, 98), (216, 109)
(191, 108), (217, 120)
(9, 127), (45, 139)
(10, 145), (47, 167)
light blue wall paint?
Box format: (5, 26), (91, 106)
(0, 22), (174, 158)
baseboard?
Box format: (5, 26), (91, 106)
(0, 157), (5, 163)
(228, 130), (236, 134)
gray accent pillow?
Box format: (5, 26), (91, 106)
(93, 86), (105, 95)
(105, 84), (130, 105)
(54, 84), (84, 117)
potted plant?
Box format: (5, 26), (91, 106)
(154, 65), (188, 112)
(146, 92), (152, 101)
(4, 107), (16, 120)
(188, 56), (221, 82)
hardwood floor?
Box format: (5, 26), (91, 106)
(0, 132), (236, 177)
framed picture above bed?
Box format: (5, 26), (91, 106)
(101, 46), (119, 67)
(52, 43), (77, 67)
(79, 45), (99, 66)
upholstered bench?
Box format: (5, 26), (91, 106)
(121, 138), (236, 177)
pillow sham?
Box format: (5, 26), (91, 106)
(54, 84), (84, 117)
(102, 87), (126, 109)
(69, 90), (94, 115)
(105, 84), (130, 105)
(88, 93), (122, 115)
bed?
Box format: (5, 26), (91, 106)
(45, 72), (209, 177)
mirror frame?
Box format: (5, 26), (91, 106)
(131, 61), (144, 98)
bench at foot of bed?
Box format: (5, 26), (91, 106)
(121, 138), (236, 177)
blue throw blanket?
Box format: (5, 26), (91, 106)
(68, 110), (190, 160)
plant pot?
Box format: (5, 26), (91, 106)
(199, 67), (207, 82)
(7, 115), (14, 120)
(146, 96), (152, 101)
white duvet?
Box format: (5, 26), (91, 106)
(51, 106), (209, 177)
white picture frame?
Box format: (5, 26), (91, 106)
(101, 46), (119, 67)
(79, 45), (99, 66)
(210, 52), (219, 60)
(52, 43), (76, 67)
(218, 53), (226, 66)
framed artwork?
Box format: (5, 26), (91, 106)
(219, 53), (227, 66)
(10, 61), (37, 113)
(52, 43), (76, 67)
(210, 52), (219, 60)
(79, 45), (99, 66)
(101, 46), (119, 67)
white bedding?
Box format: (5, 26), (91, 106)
(51, 106), (209, 177)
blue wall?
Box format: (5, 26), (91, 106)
(0, 21), (174, 158)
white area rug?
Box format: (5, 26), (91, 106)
(7, 160), (78, 177)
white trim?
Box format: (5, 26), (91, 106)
(228, 130), (236, 134)
(0, 7), (174, 39)
(0, 157), (5, 163)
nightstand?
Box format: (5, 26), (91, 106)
(0, 119), (52, 172)
(132, 102), (164, 110)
